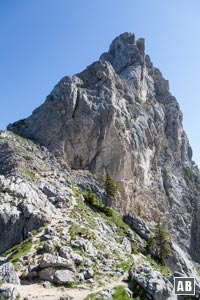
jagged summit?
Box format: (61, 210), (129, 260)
(7, 33), (200, 264)
(100, 32), (145, 73)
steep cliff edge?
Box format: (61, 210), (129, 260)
(8, 32), (200, 266)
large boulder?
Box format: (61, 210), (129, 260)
(0, 175), (54, 254)
(123, 214), (151, 241)
(39, 267), (76, 285)
(39, 267), (55, 282)
(54, 270), (75, 284)
(39, 253), (75, 270)
(129, 265), (173, 300)
(0, 287), (17, 300)
(59, 246), (83, 265)
(0, 263), (20, 284)
(71, 239), (98, 257)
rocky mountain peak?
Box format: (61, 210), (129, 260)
(100, 32), (145, 73)
(1, 32), (200, 299)
(7, 32), (200, 263)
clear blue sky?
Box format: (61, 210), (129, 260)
(1, 0), (200, 165)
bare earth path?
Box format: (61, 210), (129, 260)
(3, 274), (128, 300)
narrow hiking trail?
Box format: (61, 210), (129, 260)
(4, 274), (128, 300)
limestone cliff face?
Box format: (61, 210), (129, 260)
(8, 33), (200, 262)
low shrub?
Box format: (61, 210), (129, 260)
(102, 206), (114, 217)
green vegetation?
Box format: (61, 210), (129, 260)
(78, 188), (130, 236)
(144, 255), (172, 276)
(102, 208), (130, 236)
(1, 237), (33, 270)
(52, 241), (60, 252)
(83, 188), (115, 216)
(69, 223), (95, 240)
(145, 234), (154, 253)
(104, 171), (118, 197)
(131, 242), (139, 254)
(0, 295), (21, 300)
(116, 254), (134, 272)
(72, 184), (81, 197)
(64, 281), (76, 288)
(20, 168), (35, 180)
(83, 188), (97, 206)
(183, 166), (192, 185)
(183, 166), (192, 178)
(152, 262), (171, 276)
(102, 206), (114, 217)
(154, 218), (172, 264)
(112, 286), (132, 300)
(70, 196), (96, 228)
(148, 218), (172, 265)
(162, 168), (168, 177)
(131, 278), (146, 299)
(31, 223), (49, 236)
(84, 286), (133, 300)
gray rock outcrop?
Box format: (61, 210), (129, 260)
(129, 265), (173, 300)
(0, 174), (54, 254)
(123, 214), (151, 241)
(39, 253), (75, 270)
(0, 263), (20, 284)
(0, 287), (17, 300)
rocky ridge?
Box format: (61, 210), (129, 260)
(0, 32), (200, 299)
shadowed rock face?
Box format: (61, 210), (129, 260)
(7, 32), (200, 262)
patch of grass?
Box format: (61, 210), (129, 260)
(72, 185), (82, 197)
(31, 223), (49, 236)
(64, 281), (76, 288)
(85, 286), (133, 300)
(52, 242), (60, 252)
(31, 229), (38, 236)
(57, 226), (63, 234)
(102, 206), (114, 217)
(112, 286), (132, 300)
(144, 255), (172, 276)
(1, 237), (33, 270)
(69, 224), (95, 240)
(83, 189), (98, 206)
(151, 263), (171, 276)
(116, 254), (134, 272)
(131, 242), (139, 254)
(20, 168), (35, 180)
(101, 208), (130, 236)
(75, 187), (131, 236)
(71, 197), (96, 228)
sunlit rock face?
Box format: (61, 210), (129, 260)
(8, 32), (200, 262)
